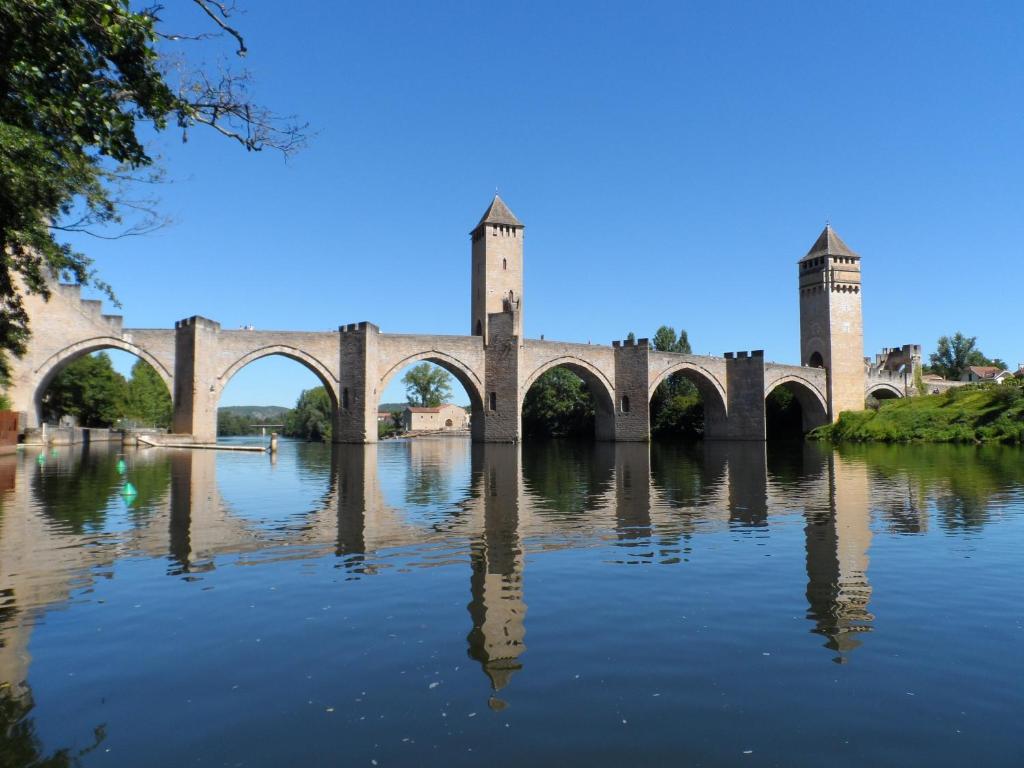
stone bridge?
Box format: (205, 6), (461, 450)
(8, 196), (903, 442)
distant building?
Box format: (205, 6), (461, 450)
(377, 410), (397, 423)
(961, 366), (1013, 383)
(403, 404), (469, 432)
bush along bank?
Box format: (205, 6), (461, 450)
(810, 383), (1024, 444)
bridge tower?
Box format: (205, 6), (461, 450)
(798, 225), (865, 420)
(471, 194), (523, 345)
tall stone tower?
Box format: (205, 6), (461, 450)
(471, 195), (523, 344)
(799, 225), (866, 420)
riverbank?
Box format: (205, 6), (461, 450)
(811, 384), (1024, 444)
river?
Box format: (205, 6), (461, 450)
(1, 437), (1021, 766)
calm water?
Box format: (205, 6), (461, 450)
(1, 437), (1022, 766)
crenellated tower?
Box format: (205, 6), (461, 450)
(471, 195), (523, 344)
(798, 225), (866, 420)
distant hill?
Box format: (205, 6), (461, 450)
(218, 405), (290, 420)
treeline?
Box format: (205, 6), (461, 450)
(217, 387), (335, 441)
(40, 353), (171, 428)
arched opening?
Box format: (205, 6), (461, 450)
(808, 351), (824, 369)
(765, 379), (829, 440)
(521, 361), (615, 441)
(648, 364), (727, 441)
(865, 384), (903, 410)
(475, 320), (483, 337)
(218, 353), (338, 442)
(34, 347), (172, 431)
(377, 355), (481, 441)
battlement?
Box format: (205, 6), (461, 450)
(339, 321), (379, 334)
(725, 350), (764, 361)
(175, 316), (221, 331)
(613, 338), (649, 348)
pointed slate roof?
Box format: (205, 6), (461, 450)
(802, 225), (859, 261)
(476, 194), (523, 228)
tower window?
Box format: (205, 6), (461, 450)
(503, 258), (507, 270)
(620, 395), (630, 413)
(475, 319), (482, 336)
(342, 388), (350, 409)
(488, 392), (497, 411)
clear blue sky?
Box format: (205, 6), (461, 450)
(83, 1), (1024, 407)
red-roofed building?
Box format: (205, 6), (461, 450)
(961, 366), (1014, 384)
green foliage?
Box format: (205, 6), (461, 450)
(766, 386), (805, 439)
(651, 326), (692, 354)
(522, 368), (595, 440)
(40, 353), (171, 428)
(123, 358), (170, 427)
(41, 352), (127, 427)
(649, 325), (701, 439)
(929, 332), (1003, 380)
(402, 363), (453, 408)
(0, 0), (303, 383)
(217, 410), (257, 436)
(283, 386), (333, 442)
(811, 383), (1024, 444)
(0, 392), (10, 411)
(625, 331), (636, 343)
(651, 393), (704, 439)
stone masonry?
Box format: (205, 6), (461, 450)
(9, 196), (882, 443)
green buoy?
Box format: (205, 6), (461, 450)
(36, 451), (45, 465)
(117, 458), (127, 474)
(122, 481), (137, 498)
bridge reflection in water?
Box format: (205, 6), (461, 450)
(0, 437), (937, 712)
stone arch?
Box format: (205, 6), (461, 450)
(218, 345), (340, 409)
(31, 336), (173, 427)
(378, 350), (485, 439)
(647, 361), (729, 431)
(521, 356), (616, 440)
(866, 382), (904, 400)
(764, 375), (829, 434)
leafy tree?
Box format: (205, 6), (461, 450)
(651, 393), (704, 439)
(284, 386), (333, 442)
(522, 367), (595, 439)
(40, 352), (126, 426)
(0, 0), (306, 382)
(929, 332), (1003, 380)
(402, 363), (452, 407)
(650, 325), (700, 437)
(124, 358), (170, 427)
(652, 326), (691, 354)
(217, 410), (255, 436)
(626, 331), (636, 343)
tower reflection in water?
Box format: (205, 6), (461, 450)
(465, 445), (526, 709)
(0, 437), (890, 716)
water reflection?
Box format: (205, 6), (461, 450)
(466, 445), (526, 706)
(1, 439), (1022, 759)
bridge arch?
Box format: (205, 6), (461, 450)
(217, 345), (340, 409)
(377, 350), (486, 438)
(764, 375), (829, 435)
(866, 382), (904, 400)
(521, 356), (617, 440)
(648, 360), (729, 431)
(31, 336), (173, 428)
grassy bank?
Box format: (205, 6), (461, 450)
(811, 384), (1024, 444)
